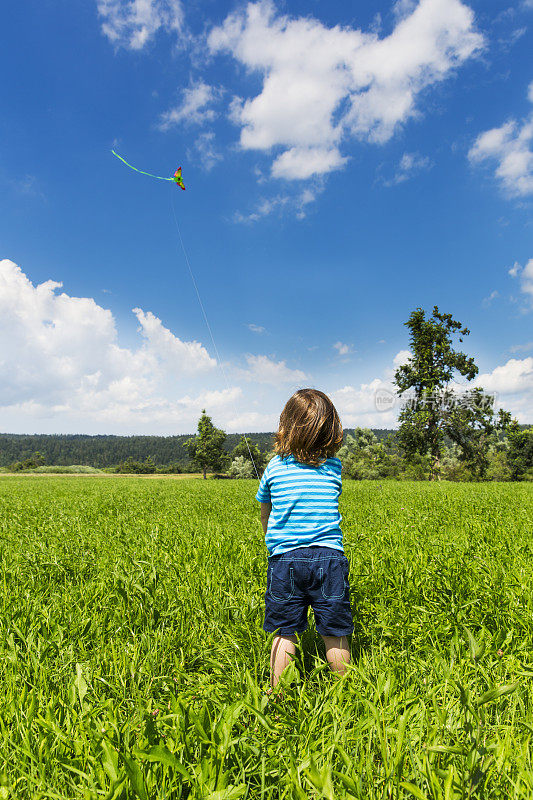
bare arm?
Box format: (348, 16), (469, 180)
(260, 502), (272, 535)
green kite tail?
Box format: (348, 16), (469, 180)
(111, 149), (174, 181)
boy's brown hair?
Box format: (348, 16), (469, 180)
(274, 388), (343, 466)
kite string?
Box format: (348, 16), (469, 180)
(111, 150), (174, 182)
(169, 189), (261, 480)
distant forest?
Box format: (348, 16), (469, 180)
(0, 430), (394, 469)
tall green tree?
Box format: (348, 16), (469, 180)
(187, 410), (228, 479)
(506, 425), (533, 480)
(394, 306), (478, 479)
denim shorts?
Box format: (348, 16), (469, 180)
(264, 546), (353, 637)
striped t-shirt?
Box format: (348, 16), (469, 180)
(256, 454), (343, 556)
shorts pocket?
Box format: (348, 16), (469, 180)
(268, 563), (295, 602)
(319, 562), (346, 600)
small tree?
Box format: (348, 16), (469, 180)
(228, 455), (255, 479)
(10, 451), (46, 471)
(506, 426), (533, 480)
(116, 456), (157, 474)
(338, 428), (393, 480)
(230, 435), (263, 472)
(444, 389), (512, 479)
(394, 307), (478, 479)
(187, 410), (228, 479)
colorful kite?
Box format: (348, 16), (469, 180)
(111, 150), (185, 190)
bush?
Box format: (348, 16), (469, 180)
(30, 465), (102, 474)
(115, 457), (157, 474)
(506, 427), (533, 480)
(230, 436), (265, 472)
(338, 430), (398, 480)
(440, 446), (474, 481)
(400, 453), (432, 481)
(228, 456), (255, 479)
(9, 451), (46, 471)
(485, 451), (512, 482)
(155, 462), (182, 474)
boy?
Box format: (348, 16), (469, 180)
(256, 388), (353, 686)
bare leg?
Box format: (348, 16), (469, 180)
(270, 635), (297, 687)
(322, 635), (350, 676)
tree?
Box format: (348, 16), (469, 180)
(116, 456), (156, 474)
(444, 389), (512, 479)
(506, 426), (533, 480)
(228, 455), (255, 479)
(187, 410), (228, 479)
(394, 307), (479, 479)
(10, 451), (46, 471)
(230, 436), (263, 473)
(338, 428), (395, 480)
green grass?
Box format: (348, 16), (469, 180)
(0, 477), (532, 799)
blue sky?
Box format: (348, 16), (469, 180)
(1, 0), (532, 435)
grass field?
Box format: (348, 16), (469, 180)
(1, 476), (532, 799)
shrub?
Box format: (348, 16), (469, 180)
(9, 452), (46, 471)
(228, 456), (255, 479)
(116, 457), (157, 474)
(30, 465), (102, 474)
(506, 427), (533, 480)
(485, 451), (512, 482)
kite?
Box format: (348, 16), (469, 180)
(111, 149), (185, 189)
(109, 146), (260, 479)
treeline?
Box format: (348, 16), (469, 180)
(3, 307), (533, 480)
(338, 426), (533, 482)
(0, 430), (393, 470)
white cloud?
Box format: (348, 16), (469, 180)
(242, 354), (307, 384)
(482, 289), (499, 307)
(209, 0), (483, 180)
(393, 349), (412, 367)
(333, 341), (353, 356)
(469, 83), (533, 197)
(190, 132), (222, 171)
(520, 259), (533, 300)
(380, 348), (413, 380)
(393, 0), (419, 20)
(272, 147), (348, 180)
(0, 260), (248, 432)
(97, 0), (183, 50)
(498, 26), (527, 51)
(331, 379), (398, 428)
(331, 349), (533, 427)
(329, 349), (414, 427)
(12, 174), (46, 200)
(159, 81), (220, 130)
(176, 387), (242, 409)
(233, 187), (318, 222)
(132, 308), (215, 371)
(508, 258), (533, 307)
(247, 323), (266, 333)
(509, 342), (533, 353)
(383, 151), (432, 185)
(225, 410), (277, 431)
(474, 357), (533, 421)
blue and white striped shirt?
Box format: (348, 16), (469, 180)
(256, 454), (343, 556)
